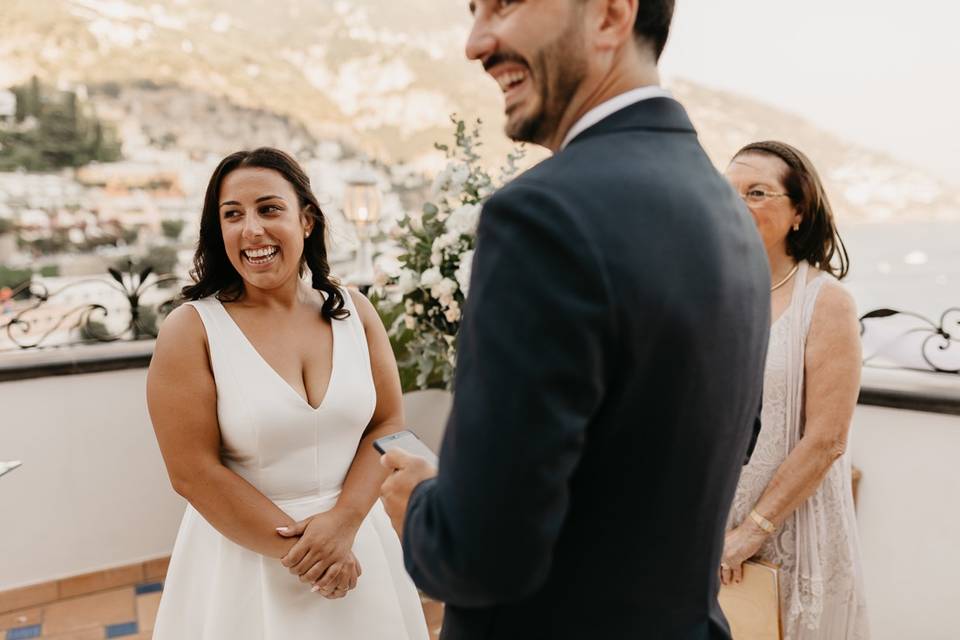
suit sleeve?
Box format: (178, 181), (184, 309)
(400, 181), (614, 608)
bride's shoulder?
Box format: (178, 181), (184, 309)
(344, 287), (378, 326)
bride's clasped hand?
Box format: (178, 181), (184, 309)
(278, 508), (365, 598)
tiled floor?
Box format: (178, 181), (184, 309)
(1, 582), (161, 640)
(1, 562), (444, 640)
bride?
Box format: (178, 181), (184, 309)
(146, 147), (428, 639)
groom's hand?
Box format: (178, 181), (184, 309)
(379, 450), (437, 539)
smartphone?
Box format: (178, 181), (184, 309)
(373, 430), (438, 467)
(0, 460), (22, 478)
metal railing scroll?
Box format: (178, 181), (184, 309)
(0, 261), (185, 352)
(859, 307), (960, 374)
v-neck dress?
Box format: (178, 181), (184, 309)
(152, 289), (428, 640)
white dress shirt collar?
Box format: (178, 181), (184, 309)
(559, 85), (673, 151)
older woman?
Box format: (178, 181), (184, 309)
(147, 148), (428, 639)
(722, 141), (869, 639)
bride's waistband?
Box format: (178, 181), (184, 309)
(271, 488), (342, 511)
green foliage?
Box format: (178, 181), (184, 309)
(0, 76), (122, 171)
(0, 265), (31, 290)
(370, 289), (418, 392)
(134, 306), (159, 337)
(79, 318), (113, 341)
(19, 231), (70, 255)
(78, 308), (159, 342)
(120, 227), (140, 245)
(38, 265), (59, 277)
(376, 117), (524, 391)
(142, 245), (180, 275)
(114, 245), (179, 277)
(0, 218), (14, 235)
(161, 219), (186, 241)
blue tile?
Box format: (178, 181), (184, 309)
(105, 621), (139, 638)
(6, 626), (42, 640)
(135, 581), (164, 595)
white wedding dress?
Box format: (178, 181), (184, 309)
(152, 290), (429, 639)
(728, 262), (869, 639)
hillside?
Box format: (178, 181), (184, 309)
(1, 0), (957, 221)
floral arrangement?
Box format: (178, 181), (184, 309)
(376, 118), (524, 391)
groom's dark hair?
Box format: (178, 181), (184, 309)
(635, 0), (675, 60)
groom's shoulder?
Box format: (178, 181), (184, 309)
(492, 151), (594, 205)
(513, 133), (673, 193)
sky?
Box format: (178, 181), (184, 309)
(659, 0), (960, 186)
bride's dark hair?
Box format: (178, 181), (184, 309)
(181, 147), (348, 320)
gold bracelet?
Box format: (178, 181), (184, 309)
(749, 509), (777, 534)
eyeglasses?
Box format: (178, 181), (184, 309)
(739, 189), (789, 206)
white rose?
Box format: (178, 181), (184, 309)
(444, 306), (461, 323)
(430, 252), (442, 266)
(420, 267), (443, 288)
(432, 232), (457, 254)
(404, 314), (416, 330)
(455, 250), (474, 297)
(397, 269), (419, 295)
(431, 277), (458, 301)
(447, 203), (482, 236)
(413, 303), (424, 315)
(404, 298), (414, 313)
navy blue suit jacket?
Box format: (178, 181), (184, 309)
(402, 98), (770, 640)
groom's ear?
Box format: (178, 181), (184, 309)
(592, 0), (639, 52)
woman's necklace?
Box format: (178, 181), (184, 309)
(770, 263), (799, 292)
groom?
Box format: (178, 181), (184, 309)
(381, 0), (770, 637)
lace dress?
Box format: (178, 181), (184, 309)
(728, 262), (869, 639)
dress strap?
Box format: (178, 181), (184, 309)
(178, 298), (238, 385)
(800, 273), (829, 337)
(338, 287), (372, 367)
(787, 261), (810, 313)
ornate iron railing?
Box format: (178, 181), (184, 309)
(0, 262), (184, 352)
(860, 307), (960, 374)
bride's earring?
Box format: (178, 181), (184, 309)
(792, 222), (800, 232)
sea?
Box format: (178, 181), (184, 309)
(842, 219), (959, 320)
(2, 219), (958, 368)
(842, 219), (960, 372)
